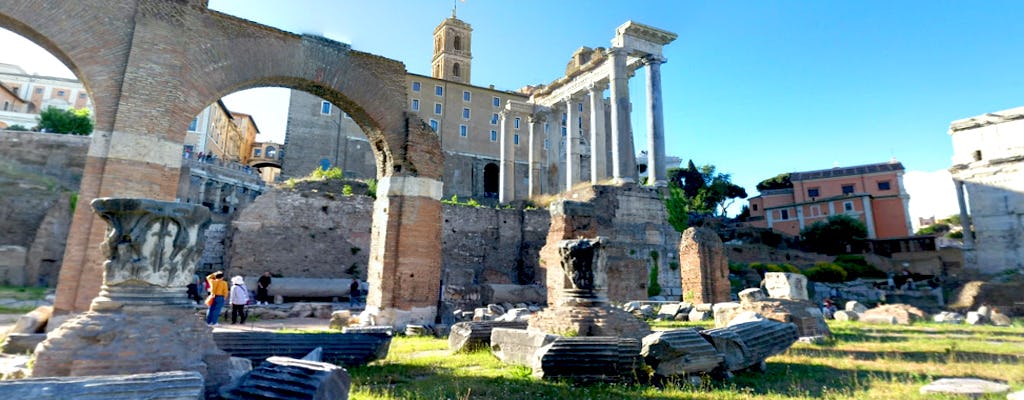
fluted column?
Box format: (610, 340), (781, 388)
(953, 179), (975, 249)
(499, 110), (515, 203)
(564, 96), (581, 189)
(608, 47), (635, 184)
(643, 55), (667, 187)
(528, 113), (546, 198)
(588, 82), (608, 184)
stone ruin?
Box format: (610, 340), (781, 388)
(527, 237), (651, 340)
(678, 226), (731, 304)
(31, 198), (234, 395)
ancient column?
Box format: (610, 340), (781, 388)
(643, 55), (667, 187)
(953, 179), (975, 249)
(528, 113), (545, 198)
(212, 182), (224, 211)
(608, 47), (635, 184)
(499, 110), (515, 203)
(588, 82), (608, 184)
(549, 106), (564, 192)
(196, 177), (207, 205)
(564, 96), (581, 189)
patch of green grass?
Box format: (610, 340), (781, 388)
(0, 305), (36, 314)
(0, 286), (47, 301)
(344, 322), (1024, 400)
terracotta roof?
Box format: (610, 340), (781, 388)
(790, 162), (904, 181)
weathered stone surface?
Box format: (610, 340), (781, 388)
(919, 378), (1010, 396)
(288, 303), (315, 318)
(679, 227), (731, 304)
(738, 288), (766, 304)
(949, 281), (1024, 316)
(213, 331), (391, 367)
(860, 314), (897, 324)
(701, 319), (799, 372)
(449, 320), (529, 353)
(9, 305), (51, 334)
(0, 371), (205, 399)
(932, 311), (964, 324)
(844, 301), (868, 313)
(528, 305), (651, 341)
(965, 311), (985, 325)
(0, 332), (45, 354)
(495, 307), (534, 322)
(833, 310), (859, 322)
(533, 336), (642, 383)
(313, 304), (334, 319)
(764, 272), (809, 301)
(641, 328), (723, 376)
(715, 298), (830, 338)
(712, 302), (742, 327)
(658, 302), (683, 318)
(990, 310), (1012, 326)
(490, 327), (558, 366)
(479, 284), (546, 305)
(226, 357), (253, 383)
(688, 309), (711, 321)
(329, 310), (352, 330)
(0, 245), (27, 286)
(726, 311), (766, 326)
(0, 354), (30, 380)
(862, 304), (927, 325)
(221, 356), (351, 400)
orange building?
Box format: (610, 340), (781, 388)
(747, 161), (912, 239)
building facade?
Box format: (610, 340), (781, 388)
(0, 63), (93, 129)
(948, 106), (1024, 274)
(281, 15), (677, 203)
(748, 161), (913, 239)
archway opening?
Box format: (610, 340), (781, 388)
(483, 162), (499, 197)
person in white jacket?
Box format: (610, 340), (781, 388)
(229, 276), (250, 324)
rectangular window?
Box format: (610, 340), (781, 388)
(463, 91), (471, 102)
(780, 209), (789, 220)
(412, 81), (421, 92)
(807, 188), (820, 198)
(462, 108), (470, 120)
(459, 125), (468, 137)
(320, 101), (331, 115)
(411, 99), (419, 111)
(578, 103), (583, 112)
(810, 205), (821, 217)
(514, 134), (520, 145)
(561, 127), (567, 137)
(57, 90), (65, 97)
(578, 116), (583, 128)
(435, 85), (443, 96)
(491, 113), (499, 125)
(490, 130), (497, 142)
(35, 88), (43, 94)
(752, 204), (758, 211)
(544, 138), (549, 149)
(429, 119), (439, 132)
(844, 201), (854, 212)
(253, 148), (261, 157)
(79, 93), (87, 99)
(877, 181), (891, 190)
(514, 117), (520, 129)
(842, 184), (855, 194)
(493, 97), (500, 107)
(189, 118), (199, 131)
(434, 103), (442, 115)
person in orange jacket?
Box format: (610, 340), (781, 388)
(205, 271), (228, 325)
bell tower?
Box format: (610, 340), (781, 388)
(431, 11), (472, 84)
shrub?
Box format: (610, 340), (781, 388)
(648, 264), (661, 297)
(310, 166), (344, 180)
(804, 262), (848, 283)
(833, 255), (885, 279)
(728, 262), (748, 274)
(800, 215), (867, 255)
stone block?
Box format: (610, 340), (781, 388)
(489, 327), (557, 366)
(844, 301), (868, 313)
(679, 227), (731, 304)
(738, 288), (766, 304)
(932, 311), (964, 324)
(919, 378), (1009, 396)
(0, 371), (204, 399)
(0, 245), (27, 286)
(313, 304), (334, 319)
(688, 309), (711, 322)
(965, 311), (985, 325)
(712, 302), (741, 327)
(860, 314), (897, 324)
(329, 310), (351, 330)
(221, 356), (350, 400)
(226, 357), (252, 383)
(0, 333), (46, 354)
(763, 272), (809, 301)
(532, 336), (642, 383)
(288, 303), (315, 318)
(833, 310), (859, 322)
(641, 328), (723, 377)
(990, 310), (1012, 326)
(9, 306), (51, 334)
(449, 320), (528, 353)
(862, 304), (926, 325)
(700, 319), (799, 372)
(658, 302), (682, 318)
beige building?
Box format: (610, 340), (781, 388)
(948, 106), (1024, 274)
(283, 14), (677, 203)
(0, 63), (93, 129)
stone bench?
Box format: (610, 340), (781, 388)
(0, 370), (204, 399)
(213, 331), (390, 367)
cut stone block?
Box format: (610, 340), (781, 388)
(919, 378), (1009, 396)
(0, 371), (204, 399)
(700, 319), (798, 372)
(532, 336), (642, 383)
(0, 332), (46, 354)
(213, 331), (391, 367)
(449, 320), (528, 353)
(641, 328), (723, 377)
(833, 310), (859, 322)
(844, 301), (868, 313)
(490, 327), (558, 366)
(763, 272), (809, 301)
(9, 306), (51, 334)
(712, 302), (742, 327)
(738, 288), (766, 304)
(221, 356), (350, 400)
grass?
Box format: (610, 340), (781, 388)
(346, 320), (1024, 400)
(0, 286), (47, 301)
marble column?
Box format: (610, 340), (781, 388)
(608, 47), (635, 184)
(196, 177), (207, 205)
(549, 106), (564, 192)
(499, 110), (515, 203)
(644, 55), (667, 187)
(564, 96), (581, 189)
(528, 113), (545, 198)
(953, 179), (975, 249)
(588, 82), (608, 184)
(212, 182), (224, 211)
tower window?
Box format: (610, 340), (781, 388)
(491, 113), (499, 125)
(877, 181), (891, 191)
(842, 184), (855, 195)
(453, 63), (461, 78)
(514, 117), (520, 129)
(454, 36), (462, 51)
(430, 119), (439, 132)
(514, 134), (520, 145)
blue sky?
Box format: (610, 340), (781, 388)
(4, 1), (1022, 221)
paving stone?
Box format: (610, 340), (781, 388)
(919, 378), (1009, 396)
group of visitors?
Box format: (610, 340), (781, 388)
(194, 271), (274, 326)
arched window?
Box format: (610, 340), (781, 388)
(453, 36), (462, 51)
(483, 163), (499, 197)
(453, 63), (461, 77)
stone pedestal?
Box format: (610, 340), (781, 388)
(678, 227), (730, 304)
(32, 198), (232, 395)
(529, 237), (651, 340)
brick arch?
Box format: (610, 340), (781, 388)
(0, 1), (443, 326)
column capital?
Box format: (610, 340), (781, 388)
(528, 112), (547, 124)
(587, 81), (608, 93)
(641, 54), (667, 65)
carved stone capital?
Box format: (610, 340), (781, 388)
(641, 55), (667, 66)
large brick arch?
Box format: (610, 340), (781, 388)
(0, 0), (443, 325)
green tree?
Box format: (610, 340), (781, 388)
(6, 124), (28, 131)
(37, 106), (94, 135)
(800, 214), (867, 255)
(756, 173), (792, 191)
(666, 161), (748, 216)
(663, 186), (689, 233)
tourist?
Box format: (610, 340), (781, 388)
(186, 281), (201, 305)
(229, 276), (250, 324)
(205, 271), (228, 325)
(821, 298), (837, 319)
(349, 279), (361, 307)
(256, 271), (272, 305)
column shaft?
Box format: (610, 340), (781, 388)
(589, 84), (608, 184)
(608, 48), (635, 183)
(528, 115), (543, 198)
(499, 111), (515, 203)
(645, 57), (667, 187)
(954, 179), (975, 249)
